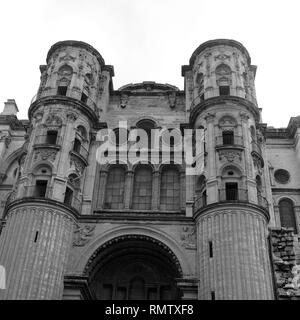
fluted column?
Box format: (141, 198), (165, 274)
(0, 202), (75, 300)
(196, 205), (274, 300)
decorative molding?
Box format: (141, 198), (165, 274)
(45, 114), (62, 127)
(219, 150), (242, 162)
(33, 149), (57, 162)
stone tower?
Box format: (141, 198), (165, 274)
(182, 39), (274, 299)
(0, 41), (113, 299)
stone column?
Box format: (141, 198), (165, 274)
(152, 171), (160, 210)
(0, 201), (75, 300)
(180, 171), (186, 211)
(204, 113), (218, 204)
(124, 170), (133, 209)
(196, 205), (274, 300)
(240, 112), (256, 202)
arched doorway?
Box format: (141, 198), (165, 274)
(84, 235), (183, 300)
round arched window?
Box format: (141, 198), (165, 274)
(274, 169), (290, 184)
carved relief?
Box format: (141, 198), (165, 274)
(66, 112), (78, 122)
(214, 53), (231, 61)
(167, 92), (176, 108)
(219, 150), (242, 162)
(180, 226), (196, 249)
(219, 115), (237, 127)
(73, 224), (95, 246)
(33, 149), (57, 162)
(45, 114), (62, 127)
(120, 94), (129, 108)
(59, 52), (76, 62)
(70, 156), (85, 174)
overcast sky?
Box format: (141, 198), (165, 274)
(0, 0), (299, 127)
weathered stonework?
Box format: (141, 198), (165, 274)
(0, 39), (299, 300)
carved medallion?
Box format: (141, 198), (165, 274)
(180, 226), (196, 249)
(73, 224), (95, 247)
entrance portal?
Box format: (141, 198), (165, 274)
(85, 235), (182, 300)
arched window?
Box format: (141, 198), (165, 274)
(132, 165), (152, 210)
(215, 64), (231, 96)
(136, 119), (156, 149)
(32, 165), (52, 197)
(57, 65), (73, 96)
(104, 166), (126, 209)
(160, 166), (180, 211)
(279, 198), (297, 232)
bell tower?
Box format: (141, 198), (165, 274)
(0, 41), (113, 299)
(182, 39), (274, 299)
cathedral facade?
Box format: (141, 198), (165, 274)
(0, 39), (299, 300)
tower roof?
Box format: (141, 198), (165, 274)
(189, 39), (251, 66)
(46, 40), (106, 67)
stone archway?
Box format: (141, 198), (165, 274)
(84, 235), (183, 300)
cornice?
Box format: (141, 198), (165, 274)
(189, 96), (260, 125)
(28, 96), (99, 127)
(193, 201), (270, 222)
(188, 39), (251, 67)
(46, 40), (105, 68)
(4, 197), (80, 221)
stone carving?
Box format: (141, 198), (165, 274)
(66, 112), (78, 122)
(45, 114), (62, 127)
(240, 112), (249, 121)
(215, 63), (231, 76)
(59, 52), (76, 62)
(120, 94), (129, 108)
(214, 53), (231, 61)
(204, 112), (215, 122)
(34, 149), (57, 162)
(73, 224), (95, 247)
(219, 150), (242, 162)
(70, 156), (85, 174)
(0, 133), (12, 148)
(180, 226), (196, 249)
(33, 112), (44, 122)
(219, 115), (236, 127)
(252, 153), (263, 174)
(168, 92), (176, 108)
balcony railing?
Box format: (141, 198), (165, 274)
(6, 186), (82, 212)
(218, 188), (248, 202)
(34, 134), (62, 146)
(31, 87), (98, 113)
(193, 188), (269, 213)
(215, 135), (243, 147)
(71, 142), (89, 160)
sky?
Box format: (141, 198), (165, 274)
(0, 0), (299, 127)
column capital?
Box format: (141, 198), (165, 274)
(204, 112), (215, 123)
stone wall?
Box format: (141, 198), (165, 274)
(269, 227), (300, 299)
